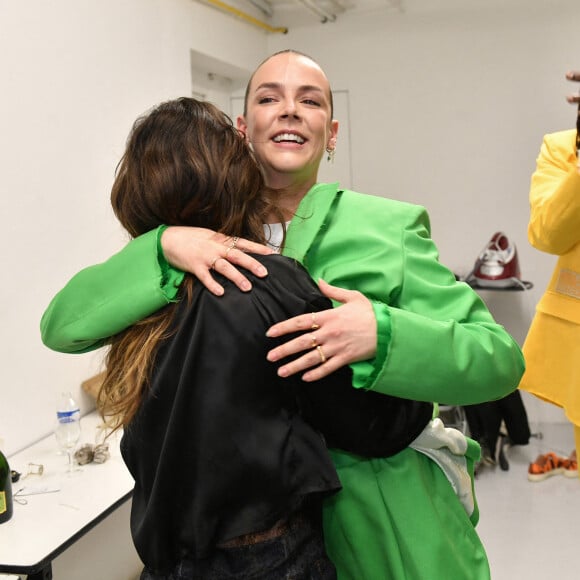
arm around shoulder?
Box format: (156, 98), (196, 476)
(40, 227), (184, 353)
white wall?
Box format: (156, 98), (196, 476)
(0, 0), (267, 457)
(269, 1), (577, 281)
(0, 2), (266, 577)
(268, 0), (578, 423)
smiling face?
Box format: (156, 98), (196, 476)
(237, 52), (338, 193)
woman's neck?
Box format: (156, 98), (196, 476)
(264, 178), (316, 223)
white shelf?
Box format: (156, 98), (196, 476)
(0, 411), (134, 576)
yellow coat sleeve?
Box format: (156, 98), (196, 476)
(528, 129), (580, 255)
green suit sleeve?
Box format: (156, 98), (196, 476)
(351, 208), (525, 405)
(40, 227), (185, 353)
(350, 300), (391, 390)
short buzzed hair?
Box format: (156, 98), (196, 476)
(242, 49), (334, 119)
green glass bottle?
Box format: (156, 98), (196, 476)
(0, 447), (13, 524)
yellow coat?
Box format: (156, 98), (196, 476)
(520, 130), (580, 426)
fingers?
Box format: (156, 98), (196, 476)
(208, 242), (270, 293)
(223, 236), (240, 259)
(266, 310), (323, 338)
(266, 292), (378, 381)
(266, 314), (335, 378)
(220, 246), (269, 278)
(210, 255), (252, 292)
(266, 283), (362, 339)
(267, 332), (336, 380)
(201, 236), (272, 294)
(233, 238), (275, 256)
(301, 355), (346, 382)
(196, 268), (226, 296)
(318, 278), (361, 303)
(565, 71), (580, 104)
(268, 337), (352, 382)
(281, 350), (343, 382)
(267, 330), (327, 365)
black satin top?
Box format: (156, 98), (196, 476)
(121, 254), (432, 572)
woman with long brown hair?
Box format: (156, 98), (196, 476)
(102, 97), (342, 579)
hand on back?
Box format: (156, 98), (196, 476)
(266, 279), (377, 382)
(161, 226), (273, 296)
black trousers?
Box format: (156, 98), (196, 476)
(140, 508), (336, 580)
(464, 390), (531, 457)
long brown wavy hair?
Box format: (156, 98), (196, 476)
(99, 97), (281, 431)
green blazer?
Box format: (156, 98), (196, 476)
(41, 182), (524, 579)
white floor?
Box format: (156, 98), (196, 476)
(475, 422), (579, 580)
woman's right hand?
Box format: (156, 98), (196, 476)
(161, 226), (274, 295)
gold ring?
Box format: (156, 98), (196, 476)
(316, 345), (326, 364)
(310, 334), (318, 349)
(226, 236), (238, 250)
(210, 257), (220, 270)
(224, 236), (239, 258)
(311, 312), (320, 331)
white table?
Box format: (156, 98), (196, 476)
(0, 412), (134, 579)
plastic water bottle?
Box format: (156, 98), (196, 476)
(55, 392), (81, 460)
(56, 391), (81, 425)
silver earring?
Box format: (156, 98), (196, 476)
(326, 147), (335, 163)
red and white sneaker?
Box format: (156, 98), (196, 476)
(472, 232), (521, 288)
